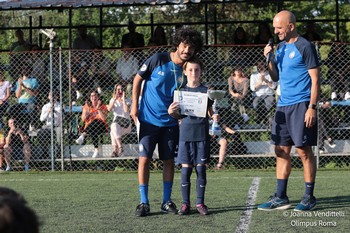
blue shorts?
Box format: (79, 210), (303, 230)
(138, 121), (179, 160)
(177, 140), (210, 165)
(271, 102), (317, 147)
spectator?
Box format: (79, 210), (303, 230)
(250, 61), (277, 124)
(318, 98), (336, 154)
(38, 92), (62, 158)
(148, 26), (168, 46)
(10, 29), (31, 52)
(75, 90), (108, 158)
(116, 44), (139, 98)
(254, 22), (273, 45)
(9, 29), (32, 80)
(212, 122), (247, 169)
(0, 128), (5, 172)
(302, 22), (322, 42)
(0, 70), (12, 129)
(107, 84), (132, 157)
(71, 52), (92, 104)
(121, 20), (145, 49)
(2, 118), (32, 172)
(233, 26), (249, 44)
(8, 67), (39, 131)
(323, 43), (350, 100)
(73, 25), (100, 50)
(90, 50), (113, 93)
(228, 65), (250, 126)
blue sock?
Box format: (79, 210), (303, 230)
(162, 181), (173, 204)
(276, 179), (288, 198)
(139, 184), (149, 204)
(305, 182), (315, 197)
(181, 167), (193, 205)
(195, 166), (207, 205)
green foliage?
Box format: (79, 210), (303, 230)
(0, 1), (349, 51)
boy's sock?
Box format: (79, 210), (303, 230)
(305, 182), (315, 197)
(195, 165), (207, 205)
(162, 181), (173, 204)
(180, 167), (193, 204)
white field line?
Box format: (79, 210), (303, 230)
(235, 177), (261, 233)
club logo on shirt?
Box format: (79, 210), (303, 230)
(289, 51), (295, 59)
(140, 64), (147, 72)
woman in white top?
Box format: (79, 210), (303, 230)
(0, 70), (12, 129)
(107, 84), (131, 157)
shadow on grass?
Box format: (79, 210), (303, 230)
(310, 195), (350, 211)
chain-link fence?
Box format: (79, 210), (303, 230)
(0, 42), (349, 172)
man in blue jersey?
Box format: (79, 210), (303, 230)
(258, 10), (320, 211)
(130, 28), (203, 217)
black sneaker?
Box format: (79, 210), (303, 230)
(160, 200), (178, 214)
(135, 203), (150, 217)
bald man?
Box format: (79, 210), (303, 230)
(258, 10), (320, 211)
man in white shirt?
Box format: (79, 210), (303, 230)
(250, 61), (277, 124)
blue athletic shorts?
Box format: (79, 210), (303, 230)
(138, 121), (179, 160)
(177, 140), (210, 165)
(271, 102), (317, 147)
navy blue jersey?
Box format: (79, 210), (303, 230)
(138, 52), (187, 127)
(275, 37), (320, 106)
(179, 84), (213, 142)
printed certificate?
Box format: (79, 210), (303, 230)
(174, 90), (208, 118)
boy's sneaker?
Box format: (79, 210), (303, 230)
(24, 164), (30, 172)
(5, 166), (11, 172)
(75, 135), (85, 145)
(345, 92), (350, 100)
(294, 195), (316, 211)
(331, 92), (337, 100)
(257, 193), (291, 211)
(161, 200), (178, 214)
(178, 203), (191, 215)
(135, 203), (150, 217)
(326, 138), (336, 148)
(196, 204), (209, 215)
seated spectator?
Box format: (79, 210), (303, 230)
(71, 52), (92, 104)
(233, 26), (250, 44)
(254, 22), (273, 45)
(318, 99), (337, 154)
(107, 84), (132, 157)
(211, 113), (247, 169)
(73, 25), (100, 50)
(38, 92), (62, 158)
(75, 90), (108, 158)
(148, 26), (168, 46)
(228, 65), (250, 126)
(116, 44), (139, 98)
(121, 20), (145, 49)
(323, 43), (350, 100)
(90, 50), (113, 94)
(0, 70), (12, 129)
(250, 61), (277, 124)
(0, 187), (40, 233)
(9, 29), (32, 80)
(0, 128), (5, 172)
(2, 118), (32, 172)
(8, 67), (39, 131)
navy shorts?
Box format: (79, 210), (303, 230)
(177, 140), (210, 165)
(271, 102), (317, 147)
(138, 121), (179, 160)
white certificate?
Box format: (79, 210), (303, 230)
(174, 90), (208, 118)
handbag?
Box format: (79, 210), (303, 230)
(113, 116), (131, 128)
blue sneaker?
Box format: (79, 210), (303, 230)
(258, 193), (291, 211)
(294, 195), (316, 211)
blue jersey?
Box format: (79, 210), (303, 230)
(138, 52), (186, 127)
(275, 37), (320, 106)
(179, 84), (213, 142)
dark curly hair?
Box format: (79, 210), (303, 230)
(171, 27), (203, 54)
